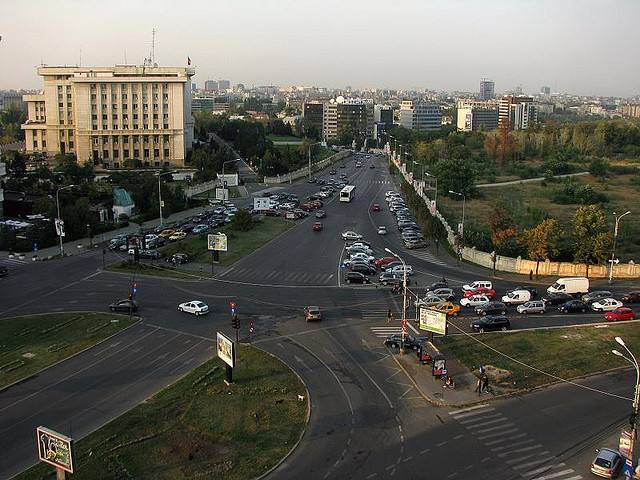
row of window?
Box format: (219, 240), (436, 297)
(91, 113), (169, 121)
(90, 101), (169, 111)
(91, 124), (170, 131)
(93, 149), (170, 159)
(92, 134), (171, 145)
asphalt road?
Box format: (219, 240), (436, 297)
(1, 152), (639, 479)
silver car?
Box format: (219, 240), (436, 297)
(516, 300), (547, 314)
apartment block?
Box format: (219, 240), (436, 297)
(619, 104), (640, 119)
(456, 99), (498, 132)
(302, 102), (325, 136)
(498, 95), (537, 130)
(21, 65), (195, 169)
(479, 79), (495, 100)
(399, 100), (441, 131)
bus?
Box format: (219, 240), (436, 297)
(340, 185), (356, 202)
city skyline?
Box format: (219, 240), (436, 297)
(1, 0), (639, 97)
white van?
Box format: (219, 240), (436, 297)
(462, 280), (493, 292)
(546, 277), (589, 295)
(501, 290), (532, 305)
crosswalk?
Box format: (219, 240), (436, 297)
(218, 267), (335, 285)
(403, 247), (449, 267)
(449, 405), (583, 480)
(1, 256), (32, 272)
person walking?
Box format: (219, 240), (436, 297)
(481, 373), (489, 393)
(475, 377), (482, 394)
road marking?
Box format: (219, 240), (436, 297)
(498, 444), (542, 457)
(458, 412), (502, 424)
(420, 448), (430, 454)
(465, 417), (511, 429)
(449, 404), (491, 416)
(473, 422), (515, 434)
(436, 441), (446, 447)
(522, 462), (566, 477)
(512, 456), (553, 470)
(477, 427), (519, 440)
(506, 451), (549, 465)
(533, 469), (578, 480)
(491, 438), (535, 451)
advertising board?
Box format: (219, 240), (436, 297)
(207, 233), (228, 251)
(217, 331), (235, 368)
(36, 426), (75, 473)
(419, 308), (447, 335)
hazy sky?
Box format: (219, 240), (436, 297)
(1, 0), (639, 97)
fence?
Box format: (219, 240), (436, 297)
(263, 150), (352, 184)
(390, 154), (640, 279)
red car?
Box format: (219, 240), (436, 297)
(312, 222), (323, 231)
(604, 307), (637, 322)
(463, 287), (496, 299)
(374, 256), (395, 267)
(372, 204), (381, 212)
(311, 200), (324, 208)
(299, 203), (314, 211)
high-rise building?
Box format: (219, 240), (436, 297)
(374, 105), (393, 125)
(204, 80), (218, 91)
(456, 99), (498, 132)
(399, 100), (441, 131)
(336, 100), (371, 138)
(479, 79), (494, 100)
(21, 65), (195, 168)
(302, 102), (325, 136)
(498, 95), (537, 130)
(218, 80), (230, 90)
(540, 86), (551, 95)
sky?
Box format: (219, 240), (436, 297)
(1, 0), (639, 97)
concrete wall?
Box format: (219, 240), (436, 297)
(263, 150), (352, 184)
(389, 153), (640, 279)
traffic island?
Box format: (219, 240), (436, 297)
(13, 344), (309, 480)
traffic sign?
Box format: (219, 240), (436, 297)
(230, 302), (236, 308)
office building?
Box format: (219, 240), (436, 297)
(540, 86), (551, 95)
(498, 95), (537, 130)
(218, 80), (230, 90)
(21, 65), (195, 168)
(374, 104), (393, 125)
(302, 102), (325, 135)
(479, 79), (494, 100)
(204, 80), (218, 91)
(456, 99), (498, 132)
(399, 100), (441, 131)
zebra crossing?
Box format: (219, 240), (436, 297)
(1, 256), (32, 272)
(403, 247), (449, 267)
(449, 405), (583, 480)
(218, 266), (335, 285)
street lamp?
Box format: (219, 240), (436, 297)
(612, 336), (639, 477)
(448, 190), (466, 238)
(222, 158), (243, 192)
(308, 141), (322, 179)
(413, 161), (424, 183)
(609, 211), (631, 284)
(385, 247), (407, 355)
(156, 171), (174, 228)
(55, 184), (75, 257)
(425, 172), (438, 206)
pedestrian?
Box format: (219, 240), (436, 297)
(475, 378), (482, 394)
(529, 269), (533, 281)
(481, 373), (489, 393)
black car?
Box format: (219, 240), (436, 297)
(558, 299), (588, 313)
(345, 272), (371, 284)
(471, 315), (510, 333)
(0, 265), (8, 277)
(379, 272), (411, 286)
(351, 263), (377, 275)
(109, 299), (139, 313)
(506, 285), (538, 298)
(166, 253), (189, 265)
(542, 292), (574, 306)
(581, 290), (612, 305)
(384, 334), (421, 350)
(139, 250), (163, 260)
(622, 291), (640, 303)
(475, 301), (508, 316)
(425, 280), (449, 292)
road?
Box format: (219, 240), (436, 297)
(0, 153), (638, 479)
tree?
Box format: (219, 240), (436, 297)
(488, 204), (518, 254)
(572, 205), (612, 277)
(524, 219), (563, 278)
(230, 209), (254, 231)
(433, 158), (476, 198)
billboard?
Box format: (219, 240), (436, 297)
(207, 233), (228, 251)
(419, 308), (447, 335)
(36, 426), (75, 473)
(217, 331), (235, 367)
(215, 188), (229, 201)
(254, 197), (270, 211)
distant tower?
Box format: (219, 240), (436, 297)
(479, 79), (494, 100)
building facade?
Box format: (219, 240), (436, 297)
(456, 99), (498, 132)
(619, 104), (640, 119)
(204, 80), (218, 91)
(479, 79), (495, 100)
(399, 100), (441, 131)
(302, 102), (325, 136)
(498, 95), (537, 130)
(21, 65), (195, 169)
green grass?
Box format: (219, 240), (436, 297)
(0, 313), (137, 389)
(14, 345), (308, 480)
(439, 322), (640, 392)
(267, 135), (303, 143)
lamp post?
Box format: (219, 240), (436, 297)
(55, 184), (75, 257)
(449, 190), (466, 239)
(609, 211), (631, 284)
(156, 171), (175, 228)
(222, 158), (243, 193)
(413, 161), (424, 183)
(385, 247), (407, 355)
(308, 141), (322, 179)
(426, 172), (438, 206)
(612, 336), (639, 478)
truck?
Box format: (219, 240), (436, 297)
(546, 277), (589, 296)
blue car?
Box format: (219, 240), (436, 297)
(192, 224), (209, 235)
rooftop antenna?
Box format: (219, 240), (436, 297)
(151, 27), (156, 66)
(79, 46), (82, 67)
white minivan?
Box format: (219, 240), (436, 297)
(501, 290), (532, 305)
(546, 277), (589, 295)
(462, 280), (493, 292)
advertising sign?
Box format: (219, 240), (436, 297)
(36, 426), (75, 473)
(215, 188), (229, 201)
(429, 200), (436, 215)
(54, 219), (65, 237)
(419, 308), (447, 335)
(217, 331), (235, 368)
(433, 357), (446, 377)
(619, 429), (632, 458)
(458, 222), (464, 237)
(207, 233), (228, 251)
(254, 197), (270, 211)
(465, 113), (472, 131)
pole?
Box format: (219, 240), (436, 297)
(386, 248), (407, 355)
(613, 337), (639, 478)
(158, 174), (163, 227)
(609, 211), (631, 284)
(55, 185), (74, 257)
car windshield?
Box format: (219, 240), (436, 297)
(594, 457), (612, 468)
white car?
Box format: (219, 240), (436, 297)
(349, 252), (375, 263)
(346, 245), (373, 255)
(385, 265), (414, 276)
(342, 231), (363, 241)
(178, 300), (210, 316)
(460, 294), (491, 308)
(462, 280), (493, 292)
(377, 226), (387, 235)
(591, 298), (623, 312)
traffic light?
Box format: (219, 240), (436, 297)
(232, 313), (239, 330)
(132, 282), (138, 295)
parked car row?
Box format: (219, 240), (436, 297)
(385, 191), (427, 249)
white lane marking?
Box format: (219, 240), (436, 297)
(512, 456), (553, 470)
(497, 444), (542, 457)
(534, 469), (578, 480)
(478, 428), (519, 440)
(449, 404), (492, 416)
(522, 462), (566, 477)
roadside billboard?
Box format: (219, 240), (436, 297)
(217, 331), (235, 368)
(215, 188), (229, 201)
(207, 233), (228, 251)
(36, 426), (75, 473)
(254, 197), (270, 211)
(419, 308), (447, 335)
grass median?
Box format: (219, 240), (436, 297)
(0, 312), (137, 390)
(14, 344), (308, 480)
(439, 322), (640, 392)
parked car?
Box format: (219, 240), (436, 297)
(471, 315), (510, 333)
(303, 306), (322, 322)
(177, 300), (209, 316)
(109, 299), (138, 313)
(315, 210), (326, 218)
(345, 271), (371, 284)
(168, 231), (187, 242)
(405, 239), (428, 249)
(463, 280), (493, 292)
(460, 294), (491, 308)
(377, 226), (387, 235)
(590, 447), (622, 479)
(501, 289), (532, 305)
(166, 253), (189, 265)
(374, 256), (396, 267)
(431, 301), (461, 317)
(557, 299), (588, 313)
(622, 291), (640, 303)
(379, 272), (410, 286)
(384, 334), (421, 350)
(542, 292), (574, 306)
(591, 298), (624, 312)
(139, 250), (163, 260)
(351, 263), (377, 275)
(313, 222), (324, 231)
(192, 224), (209, 235)
(463, 287), (496, 299)
(516, 300), (547, 314)
(475, 302), (508, 316)
(604, 307), (637, 322)
(342, 231), (363, 241)
(385, 265), (414, 276)
(582, 290), (613, 305)
(349, 252), (375, 263)
(158, 228), (176, 238)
